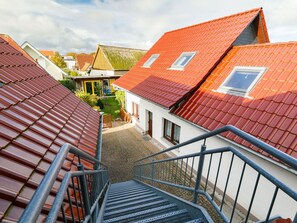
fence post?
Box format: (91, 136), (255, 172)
(193, 143), (207, 203)
(140, 161), (142, 182)
(78, 164), (93, 223)
(151, 160), (155, 186)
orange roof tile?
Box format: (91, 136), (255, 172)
(0, 36), (100, 222)
(76, 54), (94, 70)
(114, 8), (268, 108)
(39, 50), (55, 57)
(174, 42), (297, 159)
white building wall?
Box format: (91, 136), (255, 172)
(90, 69), (115, 76)
(126, 91), (297, 220)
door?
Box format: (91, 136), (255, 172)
(148, 111), (153, 137)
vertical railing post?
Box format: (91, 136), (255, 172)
(95, 112), (104, 170)
(78, 164), (93, 223)
(140, 161), (142, 182)
(151, 159), (155, 186)
(193, 143), (207, 203)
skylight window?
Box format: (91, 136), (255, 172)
(218, 66), (266, 97)
(170, 52), (196, 70)
(142, 54), (159, 68)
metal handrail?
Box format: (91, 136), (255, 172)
(19, 143), (108, 223)
(135, 125), (297, 170)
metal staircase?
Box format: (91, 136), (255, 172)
(103, 180), (211, 223)
(18, 125), (297, 223)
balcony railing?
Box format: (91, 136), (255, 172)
(134, 125), (297, 222)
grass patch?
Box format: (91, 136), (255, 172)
(101, 97), (121, 119)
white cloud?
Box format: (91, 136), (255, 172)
(0, 0), (296, 54)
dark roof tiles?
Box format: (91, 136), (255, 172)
(0, 36), (100, 222)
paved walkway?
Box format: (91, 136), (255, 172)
(101, 121), (162, 183)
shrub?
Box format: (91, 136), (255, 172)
(115, 91), (125, 108)
(96, 99), (105, 109)
(75, 90), (98, 107)
(59, 79), (76, 92)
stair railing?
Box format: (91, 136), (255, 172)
(134, 125), (297, 222)
(19, 143), (109, 223)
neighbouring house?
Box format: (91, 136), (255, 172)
(68, 45), (146, 96)
(76, 53), (95, 73)
(90, 44), (146, 76)
(0, 35), (102, 222)
(22, 42), (67, 80)
(113, 8), (297, 220)
(39, 50), (55, 59)
(63, 55), (76, 70)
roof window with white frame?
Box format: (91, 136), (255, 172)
(142, 54), (159, 68)
(170, 52), (196, 70)
(217, 66), (267, 97)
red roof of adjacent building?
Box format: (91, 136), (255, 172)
(114, 8), (269, 108)
(0, 36), (100, 222)
(174, 42), (297, 158)
(76, 53), (95, 70)
(39, 50), (55, 58)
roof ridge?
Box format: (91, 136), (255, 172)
(165, 7), (262, 35)
(234, 41), (297, 48)
(99, 44), (147, 52)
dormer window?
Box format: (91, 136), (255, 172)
(218, 66), (266, 97)
(170, 52), (196, 70)
(142, 54), (159, 68)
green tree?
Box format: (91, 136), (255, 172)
(59, 79), (76, 92)
(51, 52), (66, 68)
(115, 91), (125, 108)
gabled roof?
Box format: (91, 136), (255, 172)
(21, 41), (68, 79)
(0, 36), (100, 222)
(92, 45), (146, 71)
(76, 53), (95, 70)
(39, 50), (55, 58)
(174, 42), (297, 159)
(114, 8), (269, 108)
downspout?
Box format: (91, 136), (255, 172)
(95, 112), (104, 170)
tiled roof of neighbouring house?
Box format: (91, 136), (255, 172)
(76, 53), (95, 70)
(113, 8), (269, 108)
(93, 45), (147, 71)
(0, 36), (101, 222)
(174, 42), (297, 159)
(39, 50), (55, 58)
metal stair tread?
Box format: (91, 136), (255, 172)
(108, 187), (149, 195)
(107, 189), (151, 200)
(109, 185), (147, 194)
(106, 193), (158, 207)
(105, 196), (165, 212)
(131, 209), (190, 223)
(102, 203), (178, 223)
(183, 218), (205, 223)
(107, 191), (156, 203)
(104, 199), (169, 218)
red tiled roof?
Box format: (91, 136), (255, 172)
(174, 42), (297, 158)
(76, 54), (94, 70)
(39, 50), (55, 57)
(0, 36), (100, 222)
(114, 8), (268, 108)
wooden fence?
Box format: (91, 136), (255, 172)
(120, 108), (131, 123)
(103, 114), (112, 128)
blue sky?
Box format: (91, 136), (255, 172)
(0, 0), (296, 54)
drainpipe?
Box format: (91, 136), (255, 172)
(95, 112), (104, 170)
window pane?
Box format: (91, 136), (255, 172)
(173, 125), (180, 143)
(86, 82), (93, 94)
(171, 52), (195, 69)
(224, 71), (259, 90)
(165, 120), (172, 138)
(180, 55), (192, 66)
(143, 54), (159, 67)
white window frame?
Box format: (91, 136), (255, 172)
(169, 52), (196, 70)
(217, 66), (267, 97)
(142, 54), (160, 68)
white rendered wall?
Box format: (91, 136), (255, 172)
(90, 69), (115, 76)
(125, 91), (297, 220)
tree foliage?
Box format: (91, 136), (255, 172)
(59, 79), (76, 92)
(115, 91), (125, 108)
(75, 90), (98, 107)
(51, 52), (66, 68)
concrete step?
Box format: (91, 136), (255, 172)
(103, 203), (178, 223)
